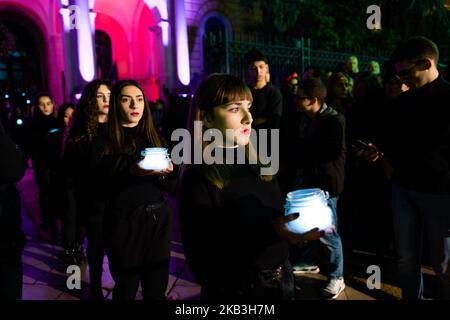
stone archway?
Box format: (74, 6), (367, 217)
(198, 12), (232, 79)
(0, 0), (66, 106)
(0, 9), (47, 113)
(94, 0), (164, 101)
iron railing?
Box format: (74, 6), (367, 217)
(204, 31), (392, 87)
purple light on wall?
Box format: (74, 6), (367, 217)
(160, 20), (169, 46)
(75, 0), (95, 82)
(174, 0), (190, 85)
(89, 12), (96, 34)
(59, 8), (71, 32)
(145, 0), (169, 46)
(89, 0), (96, 33)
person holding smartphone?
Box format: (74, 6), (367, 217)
(356, 37), (450, 300)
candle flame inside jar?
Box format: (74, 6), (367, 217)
(138, 148), (170, 170)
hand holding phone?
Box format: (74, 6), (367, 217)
(352, 140), (384, 162)
(352, 139), (371, 151)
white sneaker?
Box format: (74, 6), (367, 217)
(292, 263), (320, 275)
(322, 277), (345, 299)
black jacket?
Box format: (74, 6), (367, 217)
(179, 163), (288, 288)
(0, 122), (26, 248)
(250, 83), (283, 130)
(384, 76), (450, 194)
(91, 127), (176, 213)
(288, 103), (346, 197)
(24, 116), (59, 164)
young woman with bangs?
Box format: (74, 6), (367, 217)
(179, 74), (323, 300)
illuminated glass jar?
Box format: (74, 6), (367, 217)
(284, 188), (333, 234)
(138, 148), (170, 171)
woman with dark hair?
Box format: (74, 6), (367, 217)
(57, 103), (75, 129)
(178, 74), (323, 300)
(45, 102), (75, 162)
(92, 80), (174, 300)
(63, 79), (111, 299)
(326, 72), (354, 116)
(42, 102), (75, 244)
(26, 92), (59, 238)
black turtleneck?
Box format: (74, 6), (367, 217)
(25, 116), (59, 162)
(92, 126), (173, 211)
(178, 150), (288, 288)
(63, 122), (108, 191)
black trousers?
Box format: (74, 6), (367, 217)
(61, 188), (84, 247)
(85, 208), (105, 296)
(0, 185), (25, 300)
(105, 201), (172, 300)
(200, 260), (295, 300)
(33, 165), (53, 226)
(0, 243), (24, 300)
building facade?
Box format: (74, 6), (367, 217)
(0, 0), (265, 108)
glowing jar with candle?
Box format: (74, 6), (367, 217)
(284, 188), (334, 234)
(138, 148), (170, 171)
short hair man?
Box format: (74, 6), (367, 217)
(245, 49), (283, 130)
(344, 55), (359, 79)
(359, 37), (450, 299)
(288, 78), (346, 299)
(391, 37), (450, 300)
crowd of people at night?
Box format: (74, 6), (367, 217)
(0, 36), (449, 301)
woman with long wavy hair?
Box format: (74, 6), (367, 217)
(91, 80), (174, 300)
(63, 79), (111, 300)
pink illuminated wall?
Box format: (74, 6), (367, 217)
(135, 3), (160, 100)
(94, 0), (162, 101)
(0, 0), (167, 103)
(0, 0), (67, 106)
(95, 13), (130, 77)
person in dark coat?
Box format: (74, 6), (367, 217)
(179, 74), (323, 300)
(245, 49), (283, 130)
(91, 80), (174, 300)
(25, 93), (59, 238)
(357, 37), (450, 300)
(0, 121), (27, 300)
(63, 80), (111, 299)
(287, 78), (346, 299)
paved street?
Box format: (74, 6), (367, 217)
(17, 166), (437, 300)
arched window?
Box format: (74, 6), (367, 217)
(0, 17), (44, 113)
(203, 17), (229, 75)
(95, 30), (113, 80)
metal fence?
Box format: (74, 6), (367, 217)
(204, 31), (393, 87)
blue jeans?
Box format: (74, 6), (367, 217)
(296, 197), (344, 279)
(320, 197), (344, 279)
(392, 183), (450, 300)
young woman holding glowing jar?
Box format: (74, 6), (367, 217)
(92, 80), (174, 300)
(179, 74), (323, 300)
